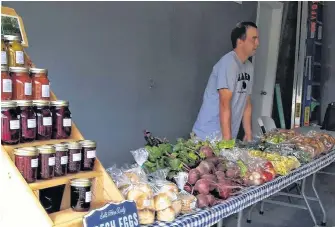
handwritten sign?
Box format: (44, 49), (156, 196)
(83, 200), (140, 227)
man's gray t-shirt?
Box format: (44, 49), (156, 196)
(192, 51), (254, 140)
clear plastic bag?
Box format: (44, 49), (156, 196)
(174, 172), (197, 214)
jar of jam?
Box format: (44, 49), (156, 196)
(4, 35), (25, 67)
(79, 140), (96, 171)
(70, 178), (92, 212)
(9, 67), (32, 100)
(50, 100), (72, 139)
(33, 100), (52, 140)
(14, 147), (38, 183)
(37, 145), (56, 180)
(1, 101), (20, 145)
(53, 143), (68, 177)
(16, 100), (36, 143)
(1, 65), (12, 100)
(66, 142), (82, 173)
(1, 36), (8, 66)
(30, 68), (50, 100)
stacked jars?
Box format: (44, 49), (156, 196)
(1, 101), (20, 145)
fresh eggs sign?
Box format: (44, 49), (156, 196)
(83, 201), (140, 227)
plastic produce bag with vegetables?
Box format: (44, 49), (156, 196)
(174, 172), (197, 214)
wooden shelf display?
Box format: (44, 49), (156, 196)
(1, 7), (124, 227)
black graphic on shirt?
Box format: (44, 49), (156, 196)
(237, 72), (250, 94)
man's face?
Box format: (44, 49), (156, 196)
(239, 27), (259, 57)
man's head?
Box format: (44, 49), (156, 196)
(231, 22), (259, 57)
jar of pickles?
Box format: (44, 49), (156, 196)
(1, 35), (8, 66)
(37, 145), (56, 180)
(51, 100), (72, 139)
(33, 100), (52, 140)
(66, 142), (82, 173)
(70, 178), (92, 212)
(30, 68), (50, 100)
(10, 67), (32, 100)
(14, 147), (39, 183)
(1, 65), (12, 100)
(4, 35), (25, 67)
(79, 140), (96, 171)
(1, 101), (20, 145)
(16, 100), (36, 143)
(53, 143), (68, 177)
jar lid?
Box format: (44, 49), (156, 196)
(14, 147), (38, 156)
(9, 67), (29, 73)
(4, 35), (21, 41)
(15, 100), (33, 107)
(2, 100), (17, 108)
(53, 143), (68, 152)
(32, 100), (50, 107)
(37, 145), (56, 154)
(29, 68), (48, 74)
(70, 178), (92, 187)
(50, 100), (69, 107)
(79, 140), (97, 148)
(1, 65), (8, 72)
(66, 142), (82, 149)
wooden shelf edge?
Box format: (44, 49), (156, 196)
(3, 139), (78, 150)
(29, 170), (103, 191)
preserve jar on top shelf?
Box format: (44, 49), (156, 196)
(1, 65), (12, 100)
(14, 147), (39, 183)
(10, 67), (32, 100)
(1, 35), (8, 66)
(37, 145), (56, 180)
(50, 100), (72, 139)
(79, 140), (96, 171)
(70, 178), (92, 212)
(30, 68), (50, 100)
(33, 100), (52, 140)
(4, 35), (25, 67)
(16, 100), (36, 143)
(1, 101), (20, 145)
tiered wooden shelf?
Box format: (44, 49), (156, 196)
(1, 7), (124, 227)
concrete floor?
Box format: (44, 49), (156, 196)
(216, 163), (335, 227)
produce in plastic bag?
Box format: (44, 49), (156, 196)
(174, 172), (197, 214)
(157, 207), (176, 222)
(137, 209), (155, 225)
(305, 131), (335, 153)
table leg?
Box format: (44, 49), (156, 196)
(247, 203), (257, 223)
(217, 219), (224, 227)
(301, 177), (317, 226)
(237, 210), (243, 227)
(312, 173), (327, 226)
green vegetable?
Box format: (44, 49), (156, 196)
(237, 160), (248, 177)
(169, 159), (183, 171)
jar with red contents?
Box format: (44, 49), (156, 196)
(16, 100), (36, 143)
(1, 65), (12, 100)
(37, 145), (56, 180)
(9, 67), (32, 100)
(33, 100), (52, 140)
(1, 101), (20, 145)
(30, 68), (50, 100)
(50, 100), (72, 139)
(14, 147), (39, 183)
(79, 140), (96, 171)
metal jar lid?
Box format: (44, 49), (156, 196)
(79, 140), (97, 148)
(37, 145), (56, 154)
(1, 65), (8, 72)
(4, 35), (21, 42)
(50, 100), (69, 107)
(29, 68), (48, 74)
(2, 100), (17, 108)
(53, 143), (68, 152)
(71, 178), (92, 187)
(66, 141), (82, 150)
(14, 147), (38, 156)
(15, 100), (33, 107)
(9, 67), (29, 73)
(32, 100), (50, 107)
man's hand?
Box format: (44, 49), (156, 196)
(243, 96), (252, 141)
(219, 89), (233, 140)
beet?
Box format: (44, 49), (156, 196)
(184, 184), (193, 193)
(217, 176), (232, 185)
(216, 183), (232, 199)
(205, 156), (220, 166)
(196, 194), (209, 208)
(206, 194), (216, 206)
(215, 171), (226, 177)
(200, 146), (214, 158)
(225, 167), (240, 178)
(216, 162), (227, 172)
(199, 160), (215, 174)
(201, 174), (217, 182)
(188, 169), (200, 185)
(194, 179), (211, 195)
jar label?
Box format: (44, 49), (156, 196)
(17, 115), (20, 119)
(85, 191), (92, 203)
(15, 51), (24, 64)
(87, 150), (96, 159)
(1, 51), (7, 64)
(63, 118), (72, 127)
(27, 119), (36, 128)
(24, 82), (32, 95)
(49, 157), (55, 166)
(42, 85), (50, 97)
(61, 156), (68, 165)
(43, 117), (52, 126)
(10, 120), (20, 130)
(31, 158), (38, 168)
(72, 153), (81, 162)
(2, 79), (12, 93)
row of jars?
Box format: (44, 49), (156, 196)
(1, 35), (26, 67)
(1, 65), (50, 101)
(1, 100), (71, 145)
(14, 140), (97, 184)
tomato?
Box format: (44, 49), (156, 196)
(261, 170), (274, 182)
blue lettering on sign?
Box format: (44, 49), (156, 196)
(83, 200), (139, 227)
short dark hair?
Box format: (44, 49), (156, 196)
(231, 21), (257, 49)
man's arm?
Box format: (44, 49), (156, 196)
(219, 89), (233, 140)
(243, 96), (252, 141)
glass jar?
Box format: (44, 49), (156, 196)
(37, 145), (56, 180)
(1, 101), (20, 145)
(50, 100), (72, 139)
(66, 142), (82, 173)
(9, 67), (32, 100)
(4, 35), (25, 67)
(16, 100), (36, 143)
(30, 68), (50, 100)
(53, 143), (68, 177)
(33, 100), (52, 140)
(70, 178), (92, 212)
(1, 36), (8, 66)
(79, 140), (96, 171)
(14, 147), (38, 183)
(1, 65), (12, 100)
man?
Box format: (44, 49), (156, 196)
(193, 22), (259, 141)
